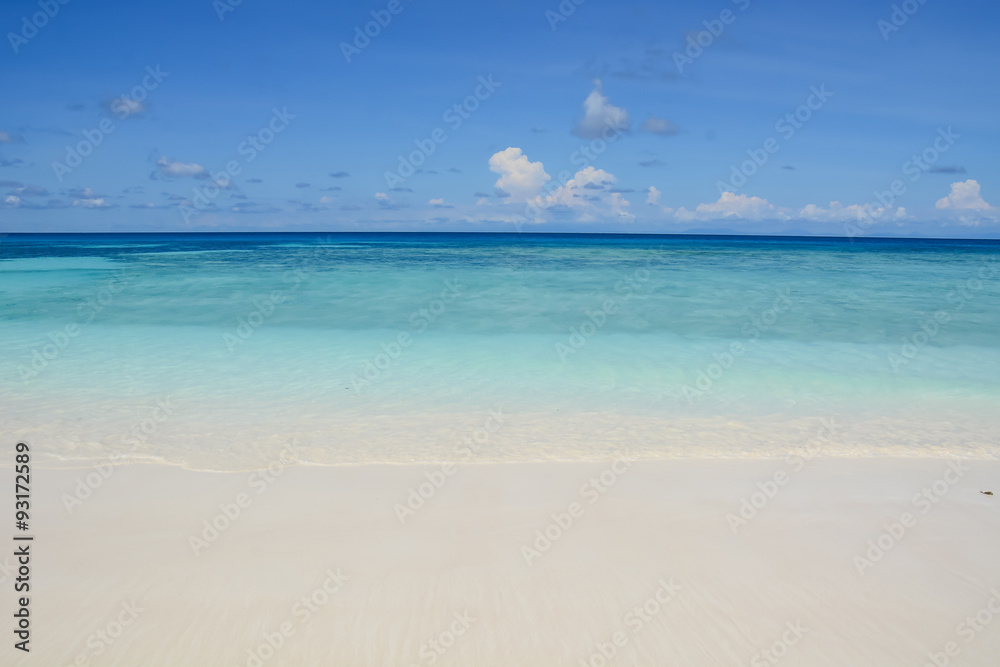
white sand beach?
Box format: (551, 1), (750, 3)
(6, 457), (999, 666)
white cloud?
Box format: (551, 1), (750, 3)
(675, 192), (783, 222)
(608, 192), (633, 220)
(157, 156), (207, 178)
(796, 201), (901, 223)
(641, 116), (678, 136)
(532, 166), (634, 221)
(935, 179), (993, 210)
(429, 198), (454, 208)
(73, 197), (113, 209)
(488, 147), (550, 202)
(3, 195), (20, 207)
(374, 192), (389, 201)
(646, 186), (661, 205)
(669, 193), (908, 225)
(573, 80), (630, 139)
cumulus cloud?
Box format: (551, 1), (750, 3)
(641, 116), (678, 136)
(484, 148), (637, 222)
(429, 198), (454, 209)
(607, 192), (633, 220)
(533, 166), (612, 207)
(935, 179), (993, 210)
(156, 156), (207, 179)
(668, 192), (911, 225)
(488, 147), (550, 202)
(532, 166), (634, 221)
(646, 186), (661, 205)
(573, 80), (630, 139)
(675, 192), (782, 222)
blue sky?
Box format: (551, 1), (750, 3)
(1, 0), (998, 236)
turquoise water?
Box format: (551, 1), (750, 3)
(1, 233), (998, 468)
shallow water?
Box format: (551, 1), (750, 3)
(1, 233), (998, 468)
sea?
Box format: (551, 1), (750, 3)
(1, 233), (998, 469)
